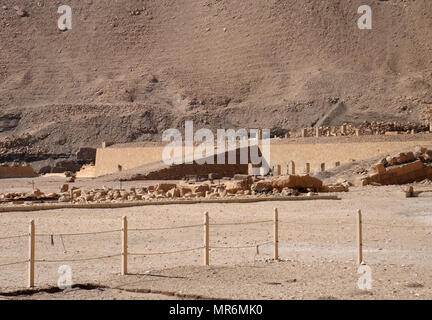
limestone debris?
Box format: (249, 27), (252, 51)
(355, 147), (432, 186)
(0, 174), (347, 206)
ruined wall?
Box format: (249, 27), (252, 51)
(0, 164), (38, 178)
(93, 139), (432, 177)
(76, 164), (97, 178)
(269, 140), (432, 173)
(356, 148), (432, 186)
(94, 144), (251, 177)
(363, 160), (432, 186)
(131, 163), (248, 180)
(95, 146), (166, 176)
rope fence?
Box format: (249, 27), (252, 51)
(210, 242), (273, 250)
(35, 230), (122, 237)
(211, 220), (273, 226)
(129, 224), (204, 232)
(35, 255), (121, 263)
(0, 260), (28, 268)
(0, 208), (430, 288)
(278, 220), (432, 229)
(129, 247), (204, 256)
(278, 220), (354, 227)
(362, 222), (432, 229)
(0, 234), (28, 240)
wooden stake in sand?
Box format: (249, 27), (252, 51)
(274, 208), (279, 260)
(357, 209), (363, 265)
(121, 216), (128, 275)
(203, 212), (210, 266)
(28, 220), (35, 288)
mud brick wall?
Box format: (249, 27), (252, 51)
(94, 139), (432, 177)
(131, 163), (248, 180)
(0, 165), (38, 178)
(269, 140), (432, 173)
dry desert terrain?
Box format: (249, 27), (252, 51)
(0, 177), (431, 300)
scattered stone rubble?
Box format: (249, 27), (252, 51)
(0, 134), (94, 175)
(0, 134), (35, 153)
(129, 7), (151, 17)
(286, 121), (430, 138)
(0, 189), (59, 203)
(0, 134), (53, 165)
(0, 175), (348, 205)
(355, 146), (432, 186)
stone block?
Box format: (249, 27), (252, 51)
(155, 183), (177, 193)
(271, 175), (323, 191)
(251, 180), (273, 192)
(372, 163), (386, 174)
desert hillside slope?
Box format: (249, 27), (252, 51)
(0, 0), (432, 162)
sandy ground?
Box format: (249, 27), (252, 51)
(0, 177), (431, 300)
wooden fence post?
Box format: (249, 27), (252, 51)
(357, 209), (363, 265)
(28, 220), (35, 288)
(121, 216), (128, 275)
(274, 208), (279, 260)
(203, 212), (209, 266)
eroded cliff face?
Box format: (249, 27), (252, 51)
(1, 0), (431, 164)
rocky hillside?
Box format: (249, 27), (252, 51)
(1, 0), (432, 164)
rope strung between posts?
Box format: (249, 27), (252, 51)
(0, 260), (28, 267)
(279, 220), (354, 226)
(35, 254), (121, 263)
(129, 224), (204, 232)
(129, 247), (204, 256)
(0, 234), (28, 240)
(210, 241), (273, 250)
(36, 229), (122, 237)
(211, 220), (273, 226)
(279, 220), (431, 229)
(362, 222), (432, 229)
